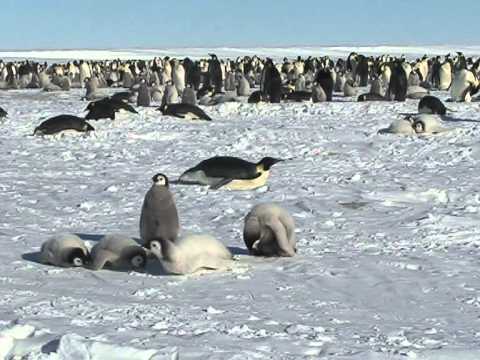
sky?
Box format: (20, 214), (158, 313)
(0, 0), (479, 50)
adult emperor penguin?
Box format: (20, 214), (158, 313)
(343, 79), (357, 97)
(418, 95), (450, 115)
(182, 86), (197, 105)
(34, 115), (94, 136)
(139, 173), (180, 248)
(177, 156), (284, 190)
(149, 234), (232, 275)
(315, 69), (334, 101)
(450, 69), (479, 102)
(312, 83), (327, 102)
(243, 203), (296, 257)
(40, 233), (90, 267)
(159, 103), (212, 120)
(90, 234), (147, 271)
(438, 58), (452, 90)
(387, 60), (408, 101)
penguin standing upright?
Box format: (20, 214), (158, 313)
(208, 54), (223, 93)
(182, 86), (197, 105)
(315, 69), (334, 101)
(450, 69), (479, 102)
(261, 58), (282, 103)
(137, 80), (151, 107)
(172, 60), (186, 94)
(237, 73), (250, 96)
(387, 60), (408, 101)
(139, 174), (180, 247)
(162, 83), (179, 105)
(438, 58), (452, 90)
(312, 83), (327, 102)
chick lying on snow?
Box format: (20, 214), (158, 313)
(378, 114), (454, 135)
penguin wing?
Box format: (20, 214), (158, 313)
(265, 219), (296, 257)
(209, 178), (234, 190)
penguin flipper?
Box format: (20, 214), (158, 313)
(209, 178), (233, 190)
(90, 249), (117, 270)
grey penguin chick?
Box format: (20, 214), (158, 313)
(243, 203), (296, 257)
(90, 234), (147, 271)
(139, 174), (180, 247)
(149, 234), (232, 275)
(40, 233), (90, 267)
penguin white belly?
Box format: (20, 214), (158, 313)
(223, 171), (270, 190)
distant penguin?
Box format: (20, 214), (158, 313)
(358, 93), (388, 101)
(285, 91), (312, 102)
(387, 61), (408, 101)
(315, 69), (334, 101)
(370, 77), (385, 96)
(172, 61), (186, 94)
(149, 234), (232, 275)
(137, 80), (151, 107)
(335, 73), (347, 92)
(162, 83), (179, 105)
(40, 233), (90, 267)
(243, 203), (296, 257)
(182, 86), (197, 105)
(312, 84), (327, 102)
(84, 77), (102, 100)
(139, 173), (180, 247)
(34, 115), (94, 136)
(237, 74), (250, 96)
(294, 74), (306, 92)
(0, 106), (7, 119)
(151, 85), (164, 102)
(261, 59), (282, 103)
(224, 72), (236, 91)
(178, 156), (284, 190)
(159, 103), (212, 121)
(85, 97), (138, 120)
(343, 79), (357, 97)
(450, 69), (479, 102)
(90, 234), (147, 271)
(248, 90), (265, 103)
(438, 61), (452, 90)
(418, 95), (449, 115)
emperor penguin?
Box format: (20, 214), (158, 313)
(315, 69), (334, 101)
(450, 69), (479, 102)
(151, 84), (164, 102)
(162, 83), (179, 105)
(334, 72), (347, 92)
(177, 156), (284, 190)
(149, 234), (232, 275)
(378, 118), (416, 135)
(90, 234), (147, 271)
(343, 79), (357, 97)
(409, 114), (451, 134)
(438, 60), (452, 90)
(34, 115), (94, 136)
(40, 233), (90, 267)
(136, 80), (151, 107)
(387, 61), (408, 101)
(181, 86), (197, 105)
(418, 95), (449, 115)
(172, 60), (186, 94)
(312, 83), (327, 102)
(237, 74), (251, 96)
(139, 174), (180, 247)
(243, 203), (296, 257)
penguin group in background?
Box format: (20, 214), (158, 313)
(177, 156), (284, 190)
(90, 234), (147, 271)
(243, 203), (296, 257)
(34, 115), (94, 136)
(139, 173), (180, 248)
(40, 234), (90, 267)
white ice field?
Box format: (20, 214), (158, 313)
(0, 47), (480, 359)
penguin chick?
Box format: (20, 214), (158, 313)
(90, 234), (146, 271)
(40, 233), (90, 267)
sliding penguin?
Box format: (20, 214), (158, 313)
(139, 173), (180, 247)
(158, 103), (212, 121)
(149, 234), (232, 275)
(177, 156), (284, 190)
(40, 233), (90, 267)
(34, 115), (94, 135)
(418, 96), (449, 115)
(243, 203), (296, 257)
(90, 234), (147, 271)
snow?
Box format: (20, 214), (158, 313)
(1, 47), (480, 358)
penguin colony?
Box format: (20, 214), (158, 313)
(5, 51), (478, 274)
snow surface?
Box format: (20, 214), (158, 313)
(1, 48), (480, 359)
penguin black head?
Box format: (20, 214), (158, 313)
(65, 248), (90, 267)
(152, 173), (169, 187)
(414, 120), (425, 133)
(122, 246), (147, 269)
(258, 157), (284, 171)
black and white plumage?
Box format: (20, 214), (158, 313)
(85, 96), (138, 120)
(158, 103), (212, 121)
(139, 174), (180, 248)
(34, 115), (94, 135)
(40, 233), (90, 267)
(0, 106), (7, 119)
(243, 203), (296, 257)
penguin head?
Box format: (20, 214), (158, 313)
(258, 157), (284, 171)
(413, 120), (425, 133)
(65, 248), (90, 267)
(152, 173), (169, 187)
